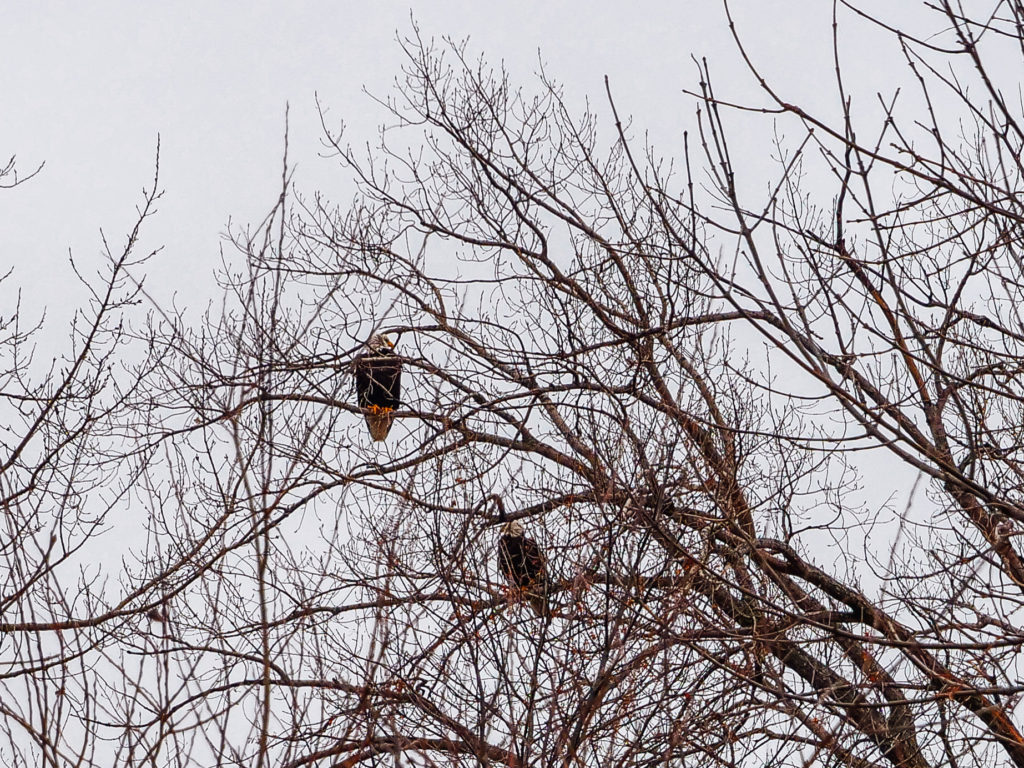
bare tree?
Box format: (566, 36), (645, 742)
(0, 158), (172, 765)
(7, 2), (1024, 767)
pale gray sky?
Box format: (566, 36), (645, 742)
(1, 1), (906, 315)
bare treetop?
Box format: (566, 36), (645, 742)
(4, 3), (1024, 767)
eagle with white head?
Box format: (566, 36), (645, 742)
(353, 333), (402, 441)
(496, 519), (550, 617)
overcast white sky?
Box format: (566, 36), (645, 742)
(1, 2), (910, 314)
(0, 2), (930, 547)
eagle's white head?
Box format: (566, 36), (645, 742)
(501, 520), (525, 537)
(367, 333), (395, 353)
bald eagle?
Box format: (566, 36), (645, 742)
(497, 520), (550, 617)
(354, 334), (402, 441)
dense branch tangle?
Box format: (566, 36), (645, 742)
(7, 3), (1024, 768)
(264, 5), (1024, 767)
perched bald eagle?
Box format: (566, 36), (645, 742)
(497, 520), (550, 617)
(353, 334), (402, 441)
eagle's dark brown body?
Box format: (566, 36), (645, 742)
(497, 527), (550, 617)
(354, 340), (402, 441)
